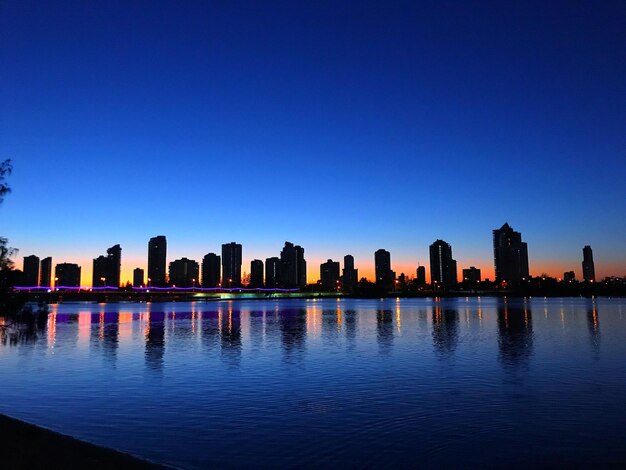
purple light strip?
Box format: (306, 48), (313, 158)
(13, 286), (299, 293)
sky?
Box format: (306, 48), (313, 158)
(1, 0), (625, 285)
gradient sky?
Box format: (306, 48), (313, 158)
(1, 0), (625, 285)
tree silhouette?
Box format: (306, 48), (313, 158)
(0, 159), (17, 271)
(0, 159), (11, 204)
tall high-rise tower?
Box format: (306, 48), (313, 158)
(148, 236), (167, 287)
(493, 223), (529, 283)
(22, 255), (40, 286)
(374, 249), (393, 289)
(222, 242), (242, 287)
(429, 240), (458, 288)
(582, 245), (595, 282)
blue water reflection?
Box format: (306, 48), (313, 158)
(1, 297), (625, 468)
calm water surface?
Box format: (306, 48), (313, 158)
(1, 297), (625, 468)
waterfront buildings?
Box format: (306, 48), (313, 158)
(92, 255), (108, 287)
(280, 242), (306, 288)
(320, 259), (340, 291)
(40, 257), (52, 287)
(55, 263), (81, 287)
(148, 236), (167, 287)
(493, 223), (529, 283)
(582, 245), (595, 282)
(201, 253), (221, 288)
(462, 266), (481, 284)
(342, 254), (358, 292)
(92, 244), (122, 287)
(22, 255), (39, 286)
(222, 242), (242, 287)
(133, 268), (144, 287)
(249, 259), (264, 288)
(265, 257), (280, 288)
(375, 249), (394, 290)
(429, 240), (458, 288)
(416, 265), (426, 286)
(168, 258), (199, 287)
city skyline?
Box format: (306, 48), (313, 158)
(16, 226), (621, 288)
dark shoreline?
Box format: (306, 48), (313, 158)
(0, 414), (165, 469)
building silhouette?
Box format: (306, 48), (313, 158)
(462, 266), (481, 284)
(133, 268), (144, 287)
(429, 240), (458, 288)
(201, 253), (221, 287)
(148, 236), (167, 287)
(582, 245), (595, 282)
(493, 223), (529, 283)
(168, 258), (199, 287)
(342, 255), (358, 292)
(92, 255), (108, 287)
(416, 265), (426, 286)
(222, 242), (242, 287)
(249, 259), (264, 288)
(91, 244), (122, 287)
(265, 256), (281, 288)
(40, 257), (52, 287)
(22, 255), (40, 286)
(375, 249), (394, 290)
(563, 271), (575, 282)
(106, 244), (121, 287)
(280, 242), (306, 288)
(55, 263), (81, 287)
(320, 259), (340, 291)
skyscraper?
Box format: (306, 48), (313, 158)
(55, 263), (81, 287)
(429, 239), (458, 288)
(40, 257), (52, 288)
(280, 242), (306, 288)
(201, 253), (221, 288)
(92, 255), (108, 286)
(106, 244), (122, 287)
(375, 249), (393, 290)
(22, 255), (40, 286)
(92, 244), (122, 287)
(582, 245), (595, 282)
(222, 242), (242, 287)
(342, 254), (358, 292)
(265, 257), (281, 288)
(168, 258), (199, 287)
(249, 259), (264, 288)
(416, 265), (426, 286)
(148, 236), (167, 287)
(493, 223), (529, 283)
(320, 259), (340, 291)
(133, 268), (144, 287)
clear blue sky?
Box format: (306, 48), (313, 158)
(1, 0), (625, 284)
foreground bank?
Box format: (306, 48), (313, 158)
(0, 414), (164, 469)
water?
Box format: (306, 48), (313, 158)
(1, 297), (625, 468)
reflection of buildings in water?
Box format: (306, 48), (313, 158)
(587, 304), (601, 357)
(145, 312), (165, 372)
(102, 313), (119, 363)
(322, 309), (340, 339)
(200, 310), (220, 351)
(279, 309), (307, 358)
(248, 310), (265, 349)
(344, 309), (357, 343)
(376, 309), (394, 354)
(219, 307), (242, 364)
(89, 312), (119, 363)
(497, 302), (533, 368)
(431, 306), (459, 356)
